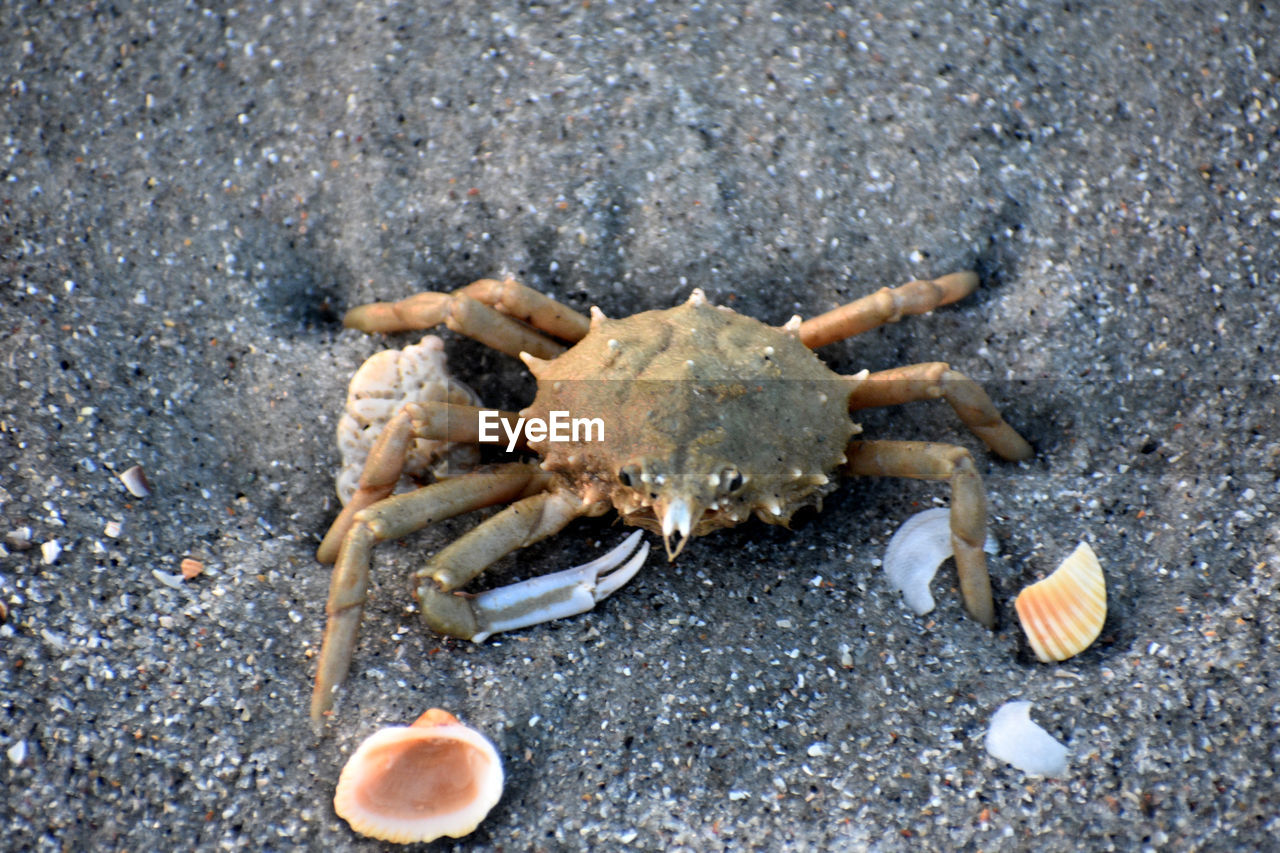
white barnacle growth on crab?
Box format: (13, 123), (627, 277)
(335, 335), (481, 505)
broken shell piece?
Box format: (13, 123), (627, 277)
(1015, 542), (1106, 662)
(4, 526), (33, 551)
(151, 569), (185, 589)
(985, 700), (1069, 776)
(180, 558), (205, 580)
(119, 465), (151, 498)
(334, 708), (503, 844)
(882, 507), (998, 615)
(335, 335), (483, 505)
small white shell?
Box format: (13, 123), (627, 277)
(1015, 542), (1106, 662)
(882, 508), (998, 615)
(119, 465), (151, 498)
(985, 700), (1069, 776)
(336, 335), (482, 505)
(334, 709), (503, 844)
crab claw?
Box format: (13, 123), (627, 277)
(468, 531), (650, 642)
(659, 496), (695, 560)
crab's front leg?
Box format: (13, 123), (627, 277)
(843, 439), (995, 628)
(313, 475), (647, 724)
(411, 491), (645, 642)
(317, 401), (527, 564)
(312, 462), (548, 723)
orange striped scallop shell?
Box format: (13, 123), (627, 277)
(1015, 542), (1106, 662)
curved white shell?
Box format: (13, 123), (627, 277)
(985, 700), (1069, 777)
(334, 709), (504, 844)
(1015, 541), (1106, 662)
(882, 508), (998, 615)
(335, 335), (482, 504)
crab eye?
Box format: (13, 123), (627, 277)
(618, 465), (640, 488)
(723, 468), (744, 493)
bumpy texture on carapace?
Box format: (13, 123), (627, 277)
(522, 297), (862, 542)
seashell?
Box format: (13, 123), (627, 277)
(1015, 542), (1106, 662)
(119, 465), (151, 498)
(985, 700), (1069, 776)
(882, 507), (998, 615)
(335, 335), (483, 505)
(334, 708), (503, 844)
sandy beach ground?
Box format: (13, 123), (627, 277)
(2, 2), (1277, 849)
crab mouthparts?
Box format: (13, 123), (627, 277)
(660, 497), (695, 561)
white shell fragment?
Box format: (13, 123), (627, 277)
(151, 569), (186, 589)
(334, 709), (504, 844)
(119, 465), (151, 498)
(1015, 542), (1107, 662)
(336, 335), (483, 505)
(985, 700), (1069, 777)
(882, 508), (998, 614)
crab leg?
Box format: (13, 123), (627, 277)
(798, 271), (978, 349)
(468, 531), (648, 641)
(344, 277), (591, 358)
(848, 363), (1034, 461)
(411, 490), (634, 640)
(312, 462), (548, 723)
(317, 401), (527, 563)
(842, 440), (996, 628)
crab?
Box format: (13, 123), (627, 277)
(311, 273), (1033, 722)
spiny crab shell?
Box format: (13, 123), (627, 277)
(521, 290), (863, 556)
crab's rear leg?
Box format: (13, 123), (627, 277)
(842, 440), (996, 628)
(848, 363), (1034, 461)
(317, 401), (528, 564)
(312, 462), (547, 723)
(798, 271), (977, 349)
(344, 277), (591, 359)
